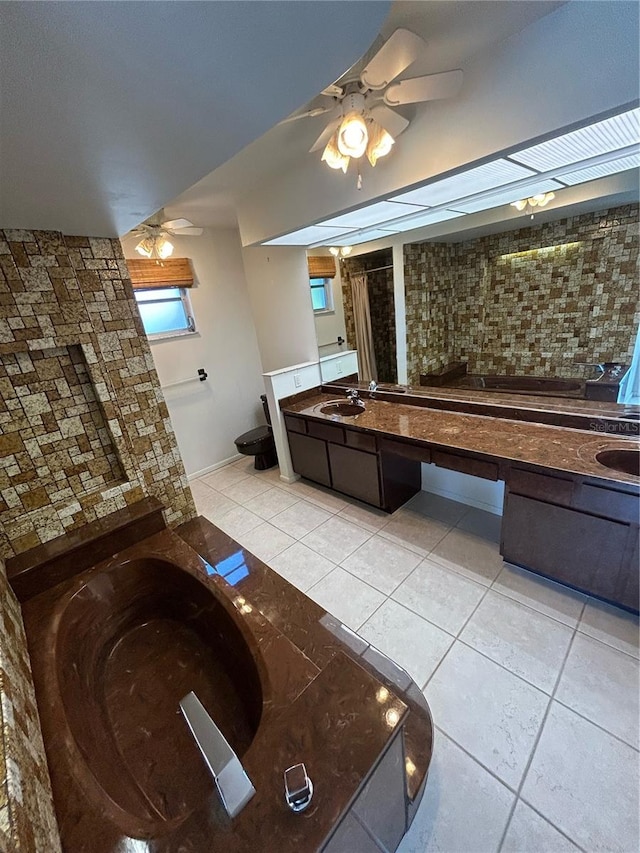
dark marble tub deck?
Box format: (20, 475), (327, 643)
(17, 509), (432, 852)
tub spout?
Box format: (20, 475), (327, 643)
(179, 691), (256, 818)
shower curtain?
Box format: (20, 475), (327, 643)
(351, 273), (378, 383)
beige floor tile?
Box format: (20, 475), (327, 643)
(268, 542), (335, 592)
(307, 567), (385, 631)
(342, 535), (421, 595)
(555, 632), (639, 748)
(338, 499), (389, 533)
(379, 508), (450, 557)
(425, 642), (549, 789)
(358, 599), (453, 688)
(493, 563), (586, 627)
(301, 515), (372, 565)
(501, 801), (580, 852)
(522, 702), (640, 853)
(201, 464), (252, 491)
(192, 486), (238, 523)
(578, 597), (639, 658)
(405, 491), (469, 526)
(220, 476), (272, 504)
(392, 559), (486, 635)
(235, 522), (295, 563)
(270, 500), (331, 539)
(280, 478), (349, 512)
(242, 486), (299, 520)
(430, 527), (504, 586)
(456, 506), (503, 543)
(215, 504), (263, 539)
(460, 591), (573, 693)
(396, 731), (514, 853)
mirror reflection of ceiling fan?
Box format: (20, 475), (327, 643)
(125, 212), (203, 260)
(284, 29), (463, 176)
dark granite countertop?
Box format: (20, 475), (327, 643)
(282, 392), (640, 488)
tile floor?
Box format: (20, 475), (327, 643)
(191, 459), (640, 853)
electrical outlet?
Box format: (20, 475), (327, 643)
(294, 373), (302, 388)
(336, 361), (342, 374)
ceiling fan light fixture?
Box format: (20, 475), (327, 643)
(366, 122), (395, 167)
(322, 134), (350, 173)
(329, 246), (340, 256)
(328, 246), (353, 257)
(135, 237), (155, 258)
(511, 191), (556, 213)
(156, 236), (174, 260)
(337, 111), (369, 159)
(340, 245), (353, 256)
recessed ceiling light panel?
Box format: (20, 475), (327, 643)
(263, 225), (355, 246)
(555, 153), (640, 186)
(509, 108), (640, 172)
(389, 159), (536, 207)
(389, 209), (466, 231)
(453, 180), (563, 214)
(320, 200), (426, 229)
(327, 227), (399, 247)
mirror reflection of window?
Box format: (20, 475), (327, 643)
(310, 277), (333, 313)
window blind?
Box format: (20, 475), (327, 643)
(126, 258), (194, 289)
(307, 256), (336, 279)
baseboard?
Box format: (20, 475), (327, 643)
(279, 473), (300, 485)
(420, 463), (504, 516)
(187, 454), (242, 481)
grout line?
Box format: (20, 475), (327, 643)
(486, 583), (586, 631)
(550, 697), (640, 753)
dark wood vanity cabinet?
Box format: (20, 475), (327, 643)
(284, 415), (420, 511)
(502, 467), (639, 610)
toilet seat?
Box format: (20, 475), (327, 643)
(235, 425), (272, 450)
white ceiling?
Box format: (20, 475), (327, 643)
(165, 1), (568, 228)
(0, 1), (389, 236)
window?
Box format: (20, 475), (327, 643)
(134, 287), (196, 339)
(310, 277), (334, 313)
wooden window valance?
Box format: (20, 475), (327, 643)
(307, 256), (336, 279)
(126, 258), (194, 289)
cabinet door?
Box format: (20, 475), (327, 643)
(287, 431), (331, 487)
(328, 444), (381, 506)
(502, 492), (633, 607)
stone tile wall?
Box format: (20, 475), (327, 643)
(0, 229), (198, 848)
(404, 204), (639, 385)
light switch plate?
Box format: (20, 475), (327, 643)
(294, 373), (302, 388)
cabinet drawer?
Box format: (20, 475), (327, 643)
(432, 449), (499, 481)
(378, 437), (431, 464)
(307, 420), (345, 444)
(345, 429), (377, 453)
(287, 432), (331, 487)
(508, 467), (574, 506)
(328, 443), (381, 507)
(573, 482), (639, 524)
(284, 415), (306, 434)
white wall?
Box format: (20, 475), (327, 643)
(122, 228), (266, 478)
(241, 245), (318, 372)
(237, 1), (639, 246)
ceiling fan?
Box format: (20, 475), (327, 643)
(125, 211), (203, 260)
(284, 29), (463, 175)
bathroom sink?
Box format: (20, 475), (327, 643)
(320, 401), (366, 416)
(595, 448), (640, 477)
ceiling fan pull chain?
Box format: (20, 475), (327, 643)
(357, 170), (363, 190)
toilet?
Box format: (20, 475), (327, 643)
(234, 395), (277, 470)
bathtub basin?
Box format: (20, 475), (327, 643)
(56, 557), (261, 829)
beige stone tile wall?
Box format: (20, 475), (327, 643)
(0, 229), (198, 848)
(404, 204), (639, 385)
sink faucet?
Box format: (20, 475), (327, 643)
(346, 388), (360, 403)
(573, 361), (606, 377)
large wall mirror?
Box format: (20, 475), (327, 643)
(309, 201), (639, 412)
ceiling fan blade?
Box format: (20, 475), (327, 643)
(279, 105), (336, 125)
(321, 84), (344, 98)
(161, 217), (194, 230)
(309, 118), (341, 153)
(168, 227), (203, 236)
(361, 28), (425, 91)
(384, 70), (463, 106)
(369, 105), (409, 139)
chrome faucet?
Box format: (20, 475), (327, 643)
(573, 362), (606, 377)
(368, 380), (378, 392)
(346, 388), (360, 403)
(180, 691), (255, 818)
